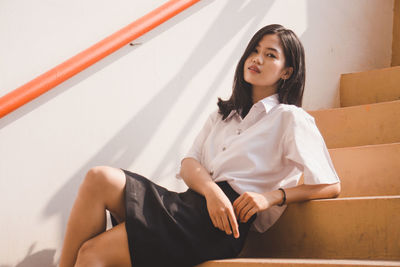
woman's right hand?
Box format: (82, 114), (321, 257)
(204, 187), (240, 238)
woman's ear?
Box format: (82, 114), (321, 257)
(282, 67), (293, 80)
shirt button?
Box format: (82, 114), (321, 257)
(209, 171), (214, 176)
(222, 147), (226, 151)
(237, 129), (242, 135)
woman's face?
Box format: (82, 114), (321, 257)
(243, 34), (292, 92)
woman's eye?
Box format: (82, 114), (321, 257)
(266, 53), (276, 58)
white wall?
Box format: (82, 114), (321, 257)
(0, 0), (393, 265)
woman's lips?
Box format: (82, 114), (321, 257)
(248, 65), (261, 73)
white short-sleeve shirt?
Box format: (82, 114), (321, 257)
(177, 93), (340, 232)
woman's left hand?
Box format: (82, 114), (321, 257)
(232, 192), (273, 223)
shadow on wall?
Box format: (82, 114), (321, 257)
(149, 1), (273, 180)
(41, 0), (274, 261)
(5, 0), (388, 265)
(2, 0), (275, 266)
(0, 244), (56, 267)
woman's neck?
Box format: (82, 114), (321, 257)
(252, 85), (277, 104)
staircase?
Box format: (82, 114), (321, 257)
(197, 66), (400, 267)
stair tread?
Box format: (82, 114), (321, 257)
(200, 258), (400, 266)
(308, 98), (400, 112)
(328, 141), (400, 151)
(341, 65), (400, 76)
(313, 195), (400, 201)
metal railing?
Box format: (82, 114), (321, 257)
(0, 0), (200, 119)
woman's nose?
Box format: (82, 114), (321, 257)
(251, 54), (262, 64)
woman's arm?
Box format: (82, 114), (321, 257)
(233, 182), (341, 223)
(282, 182), (341, 203)
(179, 158), (240, 238)
(179, 158), (220, 198)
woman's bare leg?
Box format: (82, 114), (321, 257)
(59, 166), (127, 267)
(74, 222), (131, 267)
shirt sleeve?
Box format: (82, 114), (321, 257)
(175, 110), (216, 179)
(283, 109), (340, 185)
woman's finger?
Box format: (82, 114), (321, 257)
(221, 214), (232, 235)
(238, 201), (252, 221)
(243, 207), (257, 223)
(227, 209), (240, 238)
(233, 195), (244, 212)
(234, 196), (249, 217)
(217, 216), (225, 231)
(210, 215), (218, 228)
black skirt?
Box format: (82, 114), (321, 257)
(111, 169), (256, 267)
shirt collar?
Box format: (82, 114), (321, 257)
(223, 93), (279, 121)
(258, 93), (279, 114)
(224, 110), (237, 121)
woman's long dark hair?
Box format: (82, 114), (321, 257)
(217, 24), (306, 120)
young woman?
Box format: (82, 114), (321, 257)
(59, 24), (341, 267)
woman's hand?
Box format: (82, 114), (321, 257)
(205, 188), (240, 239)
(233, 192), (274, 223)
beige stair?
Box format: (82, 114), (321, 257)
(238, 197), (400, 260)
(340, 66), (400, 107)
(329, 143), (400, 197)
(306, 100), (400, 149)
(199, 258), (400, 267)
(198, 66), (400, 267)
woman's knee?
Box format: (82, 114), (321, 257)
(81, 166), (127, 219)
(75, 239), (103, 267)
(82, 166), (122, 195)
(75, 223), (131, 267)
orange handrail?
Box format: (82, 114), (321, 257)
(0, 0), (200, 119)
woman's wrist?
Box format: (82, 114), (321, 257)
(265, 189), (286, 206)
(277, 188), (286, 206)
(203, 181), (223, 199)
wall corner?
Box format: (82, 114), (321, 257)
(392, 0), (400, 66)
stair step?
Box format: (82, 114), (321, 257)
(307, 100), (400, 148)
(197, 258), (400, 267)
(239, 196), (400, 260)
(328, 142), (400, 197)
(340, 66), (400, 107)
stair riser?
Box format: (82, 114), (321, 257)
(307, 101), (400, 149)
(239, 198), (400, 260)
(327, 143), (400, 197)
(340, 67), (400, 107)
